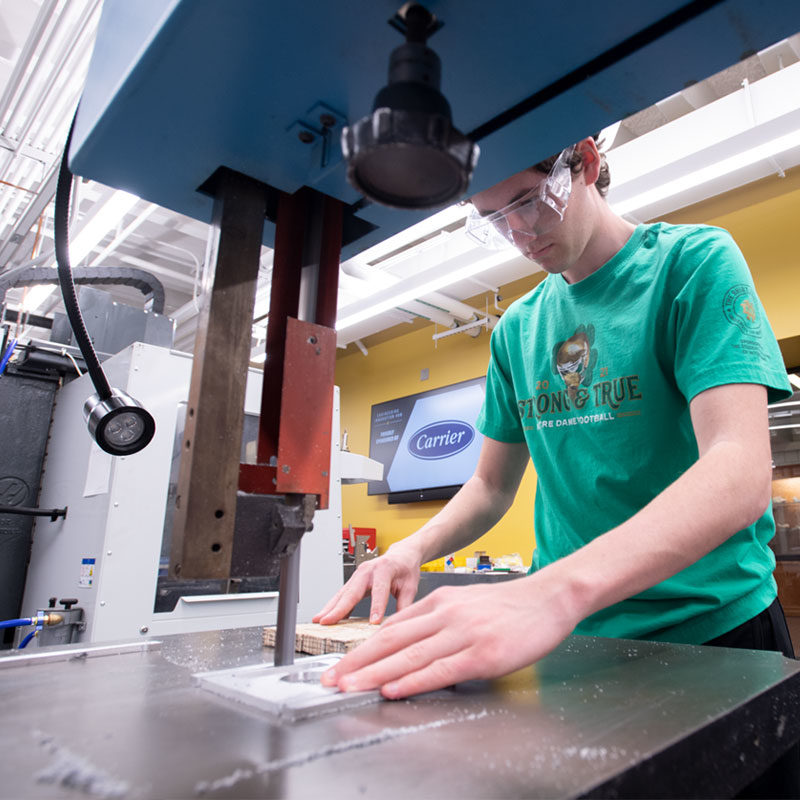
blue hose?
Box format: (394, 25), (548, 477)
(0, 337), (17, 375)
(18, 630), (36, 649)
(0, 617), (34, 629)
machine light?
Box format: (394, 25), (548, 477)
(83, 389), (156, 456)
(342, 3), (478, 209)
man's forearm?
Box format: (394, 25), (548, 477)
(539, 436), (771, 626)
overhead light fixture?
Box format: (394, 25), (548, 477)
(342, 2), (479, 209)
(63, 189), (141, 266)
(21, 284), (55, 313)
(610, 129), (800, 217)
(350, 202), (468, 266)
(17, 190), (141, 316)
(336, 248), (517, 331)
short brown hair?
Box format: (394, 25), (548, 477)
(532, 134), (610, 197)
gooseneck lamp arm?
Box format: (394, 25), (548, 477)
(55, 116), (113, 401)
(55, 113), (156, 456)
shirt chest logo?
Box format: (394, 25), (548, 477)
(553, 326), (597, 399)
(517, 323), (643, 429)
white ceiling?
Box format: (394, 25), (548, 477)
(0, 1), (798, 360)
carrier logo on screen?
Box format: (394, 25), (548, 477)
(408, 420), (475, 460)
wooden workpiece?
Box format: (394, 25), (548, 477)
(263, 618), (377, 655)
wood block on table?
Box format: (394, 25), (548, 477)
(262, 618), (377, 655)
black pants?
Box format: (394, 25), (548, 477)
(704, 599), (799, 798)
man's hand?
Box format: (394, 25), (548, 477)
(314, 437), (530, 627)
(320, 573), (579, 699)
(313, 542), (424, 625)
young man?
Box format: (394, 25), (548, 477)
(314, 137), (794, 718)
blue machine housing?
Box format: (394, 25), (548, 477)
(70, 0), (800, 259)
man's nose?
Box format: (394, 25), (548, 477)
(510, 224), (536, 250)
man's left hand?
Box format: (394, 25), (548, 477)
(320, 574), (577, 699)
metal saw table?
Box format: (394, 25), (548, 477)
(1, 627), (799, 799)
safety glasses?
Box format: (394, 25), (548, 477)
(465, 145), (575, 250)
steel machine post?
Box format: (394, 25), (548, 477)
(169, 169), (269, 580)
(240, 188), (342, 666)
(169, 171), (342, 666)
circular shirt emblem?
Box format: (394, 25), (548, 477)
(0, 476), (30, 506)
(722, 284), (760, 333)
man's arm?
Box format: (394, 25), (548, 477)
(313, 437), (530, 624)
(321, 382), (772, 698)
(557, 381), (771, 620)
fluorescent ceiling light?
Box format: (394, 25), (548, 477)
(610, 129), (800, 217)
(335, 248), (516, 331)
(67, 190), (140, 265)
(788, 374), (800, 391)
(351, 202), (468, 265)
(21, 284), (55, 312)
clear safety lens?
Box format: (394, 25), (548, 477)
(465, 145), (575, 250)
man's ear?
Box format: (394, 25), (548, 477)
(576, 138), (601, 186)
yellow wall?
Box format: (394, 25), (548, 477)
(335, 299), (538, 568)
(336, 166), (800, 567)
(662, 166), (800, 344)
(773, 478), (800, 503)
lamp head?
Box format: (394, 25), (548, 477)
(83, 388), (156, 456)
(342, 3), (479, 209)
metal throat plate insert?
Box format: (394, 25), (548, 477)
(194, 653), (382, 721)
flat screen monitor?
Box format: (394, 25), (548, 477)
(367, 376), (486, 503)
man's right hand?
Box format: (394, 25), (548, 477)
(312, 542), (424, 625)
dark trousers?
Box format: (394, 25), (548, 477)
(704, 598), (799, 799)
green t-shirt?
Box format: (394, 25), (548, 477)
(476, 222), (791, 643)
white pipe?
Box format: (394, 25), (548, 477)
(118, 255), (197, 289)
(171, 297), (202, 325)
(420, 291), (482, 322)
(341, 258), (495, 324)
(396, 299), (456, 327)
(89, 204), (159, 266)
(0, 162), (59, 265)
(0, 0), (100, 241)
(2, 0), (70, 147)
(0, 0), (98, 231)
(431, 316), (496, 341)
(465, 276), (500, 293)
(0, 0), (59, 125)
(31, 34), (97, 151)
(143, 238), (201, 273)
(340, 258), (395, 288)
(11, 0), (102, 155)
(741, 77), (785, 179)
(354, 339), (368, 356)
(352, 204), (468, 266)
(423, 291), (501, 327)
(338, 271), (455, 324)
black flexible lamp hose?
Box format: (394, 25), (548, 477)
(54, 112), (113, 400)
(53, 110), (155, 455)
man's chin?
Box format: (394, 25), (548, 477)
(528, 256), (565, 275)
